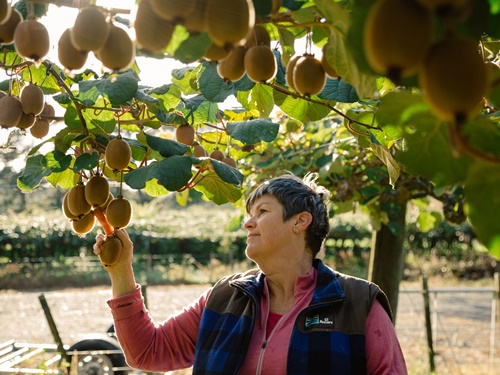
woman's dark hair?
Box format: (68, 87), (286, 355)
(245, 173), (330, 257)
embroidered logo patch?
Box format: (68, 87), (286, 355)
(304, 314), (334, 328)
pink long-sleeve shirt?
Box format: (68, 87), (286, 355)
(108, 267), (407, 374)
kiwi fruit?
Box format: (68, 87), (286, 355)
(13, 20), (50, 61)
(285, 55), (301, 91)
(0, 9), (21, 44)
(85, 174), (110, 207)
(106, 195), (132, 229)
(40, 103), (55, 123)
(222, 156), (237, 168)
(321, 45), (338, 78)
(71, 211), (96, 235)
(206, 0), (255, 47)
(71, 7), (110, 52)
(98, 24), (135, 72)
(217, 45), (247, 82)
(175, 124), (195, 145)
(244, 45), (277, 83)
(105, 137), (132, 171)
(67, 183), (92, 218)
(210, 149), (224, 161)
(16, 112), (36, 129)
(99, 235), (123, 266)
(245, 24), (271, 49)
(134, 0), (175, 53)
(183, 0), (208, 32)
(58, 28), (88, 71)
(99, 192), (115, 211)
(62, 191), (80, 221)
(204, 42), (232, 62)
(0, 95), (22, 128)
(150, 0), (196, 22)
(0, 0), (11, 25)
(419, 36), (488, 122)
(193, 143), (208, 157)
(364, 0), (432, 83)
(293, 55), (327, 96)
(20, 84), (44, 116)
(30, 119), (50, 138)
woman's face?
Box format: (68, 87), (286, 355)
(243, 194), (296, 266)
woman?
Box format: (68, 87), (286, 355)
(94, 173), (407, 374)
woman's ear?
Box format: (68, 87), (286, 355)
(295, 212), (313, 232)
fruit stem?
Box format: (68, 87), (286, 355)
(93, 207), (114, 236)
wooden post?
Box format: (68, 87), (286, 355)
(495, 273), (500, 338)
(38, 294), (70, 365)
(421, 276), (436, 373)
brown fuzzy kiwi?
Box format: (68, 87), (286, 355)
(419, 36), (488, 122)
(70, 7), (110, 52)
(217, 45), (247, 82)
(285, 55), (301, 91)
(29, 119), (50, 138)
(206, 0), (255, 47)
(0, 0), (11, 25)
(0, 9), (21, 44)
(106, 195), (132, 229)
(16, 112), (36, 129)
(20, 84), (44, 116)
(204, 42), (233, 62)
(134, 0), (175, 53)
(183, 0), (208, 32)
(321, 45), (338, 78)
(245, 24), (271, 48)
(99, 235), (123, 266)
(193, 143), (208, 157)
(85, 174), (110, 207)
(98, 24), (135, 72)
(210, 149), (224, 161)
(62, 191), (80, 221)
(364, 0), (432, 83)
(58, 28), (88, 71)
(40, 103), (55, 123)
(175, 124), (195, 145)
(293, 55), (327, 96)
(0, 95), (22, 128)
(67, 183), (92, 218)
(244, 45), (277, 83)
(13, 20), (50, 61)
(150, 0), (196, 22)
(222, 156), (237, 168)
(71, 211), (96, 235)
(105, 137), (132, 171)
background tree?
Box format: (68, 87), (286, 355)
(1, 0), (499, 317)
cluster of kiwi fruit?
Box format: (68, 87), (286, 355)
(0, 86), (55, 138)
(285, 46), (338, 97)
(364, 0), (492, 123)
(0, 0), (50, 62)
(58, 6), (135, 72)
(175, 123), (237, 167)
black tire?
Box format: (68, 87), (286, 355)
(67, 335), (129, 375)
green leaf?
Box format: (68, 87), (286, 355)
(318, 78), (359, 103)
(74, 152), (99, 173)
(226, 118), (280, 144)
(172, 65), (202, 96)
(194, 173), (243, 205)
(236, 84), (275, 118)
(124, 156), (193, 191)
(253, 0), (273, 16)
(174, 32), (211, 64)
(144, 132), (189, 157)
(277, 28), (296, 67)
(210, 159), (244, 186)
(46, 168), (79, 189)
(465, 161), (500, 258)
(417, 211), (439, 232)
(78, 70), (139, 106)
(42, 150), (72, 173)
(17, 155), (51, 190)
(314, 0), (351, 35)
(274, 89), (330, 123)
(143, 179), (170, 197)
(370, 143), (400, 188)
(179, 95), (219, 125)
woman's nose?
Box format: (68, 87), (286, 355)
(243, 217), (255, 231)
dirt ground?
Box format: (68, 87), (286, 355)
(0, 282), (498, 375)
